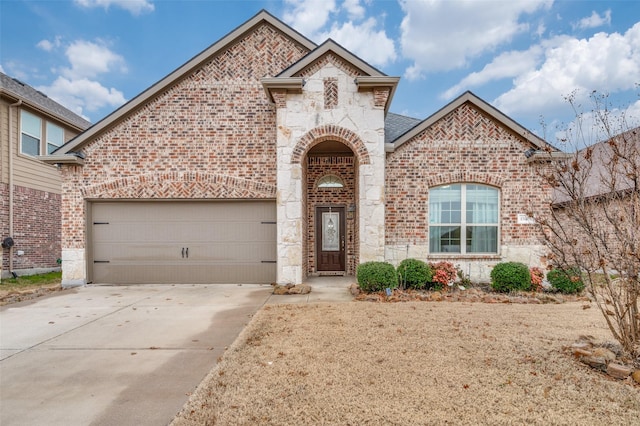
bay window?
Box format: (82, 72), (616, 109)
(429, 184), (499, 254)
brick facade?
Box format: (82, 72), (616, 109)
(385, 102), (550, 280)
(1, 184), (60, 272)
(60, 23), (310, 251)
(53, 12), (553, 286)
(0, 183), (7, 270)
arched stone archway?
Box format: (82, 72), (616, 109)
(291, 125), (371, 165)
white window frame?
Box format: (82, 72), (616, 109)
(428, 183), (500, 255)
(46, 122), (64, 154)
(20, 110), (42, 157)
(317, 174), (344, 188)
(20, 110), (65, 157)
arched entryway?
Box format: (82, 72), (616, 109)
(304, 141), (358, 276)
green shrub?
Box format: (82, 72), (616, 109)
(490, 262), (531, 292)
(547, 268), (584, 294)
(397, 258), (433, 289)
(357, 261), (398, 292)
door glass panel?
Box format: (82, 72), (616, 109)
(322, 212), (340, 251)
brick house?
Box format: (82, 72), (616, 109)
(45, 11), (555, 287)
(1, 72), (90, 278)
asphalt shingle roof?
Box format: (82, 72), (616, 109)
(0, 72), (91, 130)
(384, 112), (421, 144)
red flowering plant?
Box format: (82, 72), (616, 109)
(429, 261), (457, 290)
(529, 267), (544, 292)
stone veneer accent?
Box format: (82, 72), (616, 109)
(385, 102), (550, 282)
(58, 23), (310, 286)
(275, 60), (386, 284)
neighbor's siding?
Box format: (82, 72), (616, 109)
(60, 23), (311, 249)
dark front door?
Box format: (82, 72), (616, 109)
(316, 207), (345, 271)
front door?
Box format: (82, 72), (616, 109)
(316, 207), (345, 271)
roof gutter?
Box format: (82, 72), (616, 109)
(38, 153), (85, 166)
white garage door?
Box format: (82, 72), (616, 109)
(90, 201), (276, 284)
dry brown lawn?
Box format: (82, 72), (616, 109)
(172, 301), (639, 425)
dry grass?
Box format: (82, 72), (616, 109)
(173, 301), (639, 425)
(0, 271), (63, 305)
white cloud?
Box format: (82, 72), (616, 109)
(61, 40), (127, 80)
(552, 98), (640, 149)
(494, 23), (640, 116)
(38, 77), (126, 118)
(34, 39), (128, 119)
(573, 10), (611, 30)
(399, 0), (552, 79)
(283, 0), (337, 37)
(37, 36), (62, 52)
(283, 0), (396, 68)
(74, 0), (154, 15)
(321, 18), (396, 67)
(442, 46), (544, 99)
(343, 0), (366, 20)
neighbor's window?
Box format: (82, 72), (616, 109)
(21, 110), (42, 156)
(317, 174), (344, 188)
(46, 122), (64, 154)
(429, 184), (499, 254)
(20, 110), (65, 157)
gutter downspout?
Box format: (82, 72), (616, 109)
(8, 99), (22, 277)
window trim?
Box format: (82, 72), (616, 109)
(428, 183), (500, 255)
(317, 174), (344, 188)
(19, 109), (66, 158)
(46, 122), (64, 155)
(20, 110), (42, 157)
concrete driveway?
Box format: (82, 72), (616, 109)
(0, 284), (274, 426)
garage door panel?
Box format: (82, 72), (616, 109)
(91, 201), (276, 284)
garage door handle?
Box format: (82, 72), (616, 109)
(186, 247), (189, 258)
(181, 247), (185, 258)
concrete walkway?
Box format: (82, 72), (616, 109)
(0, 278), (353, 425)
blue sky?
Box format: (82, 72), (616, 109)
(1, 0), (639, 145)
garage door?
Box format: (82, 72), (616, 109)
(90, 201), (276, 284)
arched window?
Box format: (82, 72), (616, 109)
(428, 183), (499, 254)
(317, 174), (344, 188)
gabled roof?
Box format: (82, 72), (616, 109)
(262, 39), (400, 113)
(276, 39), (385, 78)
(386, 91), (548, 152)
(0, 72), (91, 130)
(51, 10), (316, 157)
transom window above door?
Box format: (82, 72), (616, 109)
(429, 183), (499, 254)
(317, 174), (344, 188)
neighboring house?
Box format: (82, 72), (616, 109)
(0, 72), (91, 278)
(548, 127), (639, 270)
(45, 11), (557, 287)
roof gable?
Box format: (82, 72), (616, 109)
(53, 10), (316, 157)
(387, 91), (547, 151)
(261, 39), (399, 113)
(277, 39), (386, 78)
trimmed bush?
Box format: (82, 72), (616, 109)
(547, 268), (584, 294)
(397, 258), (433, 289)
(490, 262), (531, 292)
(357, 261), (398, 292)
(430, 261), (457, 289)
